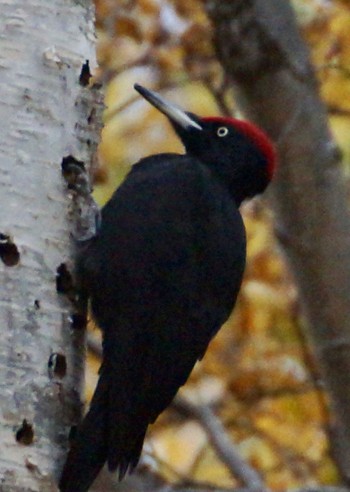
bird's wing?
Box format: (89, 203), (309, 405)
(83, 154), (246, 474)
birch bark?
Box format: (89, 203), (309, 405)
(0, 1), (99, 490)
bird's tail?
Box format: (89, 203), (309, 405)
(59, 369), (147, 492)
(59, 374), (109, 492)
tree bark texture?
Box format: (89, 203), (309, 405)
(0, 1), (98, 490)
(203, 0), (350, 483)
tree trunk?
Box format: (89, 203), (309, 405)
(0, 1), (99, 490)
(203, 0), (350, 484)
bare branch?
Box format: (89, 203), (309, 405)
(173, 398), (268, 492)
(202, 0), (350, 484)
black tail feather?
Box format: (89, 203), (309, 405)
(59, 370), (147, 491)
(108, 426), (147, 481)
(59, 377), (109, 492)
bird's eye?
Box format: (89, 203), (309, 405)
(217, 127), (229, 137)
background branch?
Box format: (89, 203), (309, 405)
(203, 0), (350, 484)
(173, 398), (268, 491)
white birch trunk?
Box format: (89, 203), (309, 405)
(0, 1), (99, 490)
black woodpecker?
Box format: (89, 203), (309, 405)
(59, 84), (276, 492)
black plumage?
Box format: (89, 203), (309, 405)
(59, 84), (276, 492)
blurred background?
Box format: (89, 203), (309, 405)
(86, 0), (350, 488)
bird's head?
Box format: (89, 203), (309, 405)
(134, 84), (276, 205)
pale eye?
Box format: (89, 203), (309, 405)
(217, 127), (229, 137)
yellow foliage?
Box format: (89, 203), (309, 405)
(84, 0), (350, 488)
(149, 421), (208, 479)
(192, 446), (235, 487)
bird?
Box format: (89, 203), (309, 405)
(59, 83), (276, 492)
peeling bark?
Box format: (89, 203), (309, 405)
(0, 1), (99, 490)
(203, 0), (350, 483)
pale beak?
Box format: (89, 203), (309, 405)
(134, 84), (203, 131)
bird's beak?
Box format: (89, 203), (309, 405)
(134, 84), (203, 131)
